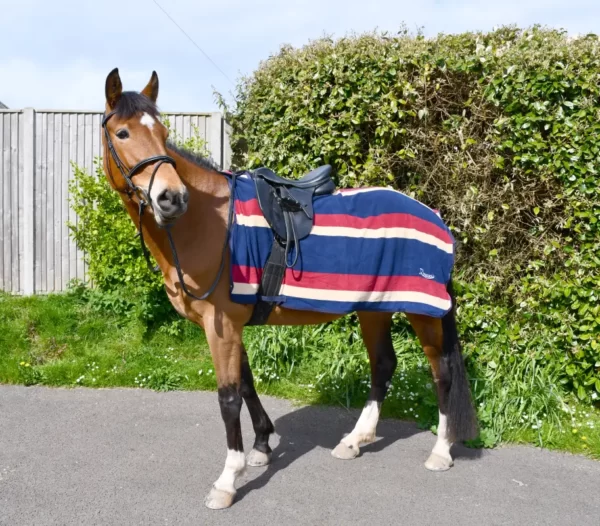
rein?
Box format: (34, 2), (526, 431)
(102, 111), (236, 301)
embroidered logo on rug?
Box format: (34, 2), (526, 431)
(419, 268), (435, 280)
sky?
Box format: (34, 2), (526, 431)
(0, 0), (598, 112)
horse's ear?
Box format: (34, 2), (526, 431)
(105, 68), (122, 109)
(141, 71), (159, 103)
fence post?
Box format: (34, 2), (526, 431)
(208, 112), (223, 169)
(222, 119), (232, 171)
(22, 107), (35, 295)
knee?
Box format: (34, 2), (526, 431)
(218, 385), (242, 417)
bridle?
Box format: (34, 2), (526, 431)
(102, 110), (236, 302)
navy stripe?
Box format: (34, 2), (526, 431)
(231, 225), (453, 286)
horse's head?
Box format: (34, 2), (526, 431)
(102, 68), (189, 226)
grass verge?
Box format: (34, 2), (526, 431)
(1, 290), (598, 459)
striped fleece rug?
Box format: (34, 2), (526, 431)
(227, 172), (455, 318)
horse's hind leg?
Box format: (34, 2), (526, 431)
(407, 309), (478, 471)
(240, 345), (275, 467)
(332, 311), (397, 460)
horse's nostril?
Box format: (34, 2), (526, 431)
(157, 189), (176, 205)
(156, 189), (186, 217)
(182, 188), (190, 204)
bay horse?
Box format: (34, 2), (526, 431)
(100, 68), (478, 510)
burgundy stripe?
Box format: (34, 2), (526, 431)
(235, 199), (262, 216)
(231, 265), (448, 299)
(313, 213), (452, 243)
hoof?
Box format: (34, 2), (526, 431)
(247, 449), (271, 467)
(425, 452), (454, 472)
(331, 441), (359, 460)
(204, 487), (236, 510)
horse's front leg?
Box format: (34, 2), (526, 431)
(240, 345), (275, 467)
(203, 316), (246, 510)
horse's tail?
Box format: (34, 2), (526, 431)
(441, 279), (479, 442)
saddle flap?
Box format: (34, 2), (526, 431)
(255, 177), (287, 240)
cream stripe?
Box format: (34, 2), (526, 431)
(310, 225), (453, 253)
(232, 282), (260, 295)
(236, 215), (270, 228)
(280, 284), (451, 309)
(333, 187), (388, 196)
(232, 282), (450, 310)
(235, 214), (453, 253)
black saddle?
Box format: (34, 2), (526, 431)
(255, 165), (334, 192)
(246, 165), (336, 326)
(253, 165), (335, 248)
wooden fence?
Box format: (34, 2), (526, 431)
(0, 108), (231, 294)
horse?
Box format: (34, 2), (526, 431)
(100, 68), (478, 510)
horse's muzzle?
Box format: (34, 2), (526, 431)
(154, 187), (189, 223)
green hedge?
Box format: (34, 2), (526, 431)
(219, 25), (600, 406)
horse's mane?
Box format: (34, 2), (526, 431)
(166, 142), (220, 173)
(113, 91), (220, 173)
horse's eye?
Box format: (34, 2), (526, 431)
(116, 129), (129, 140)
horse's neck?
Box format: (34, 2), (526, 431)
(122, 149), (230, 288)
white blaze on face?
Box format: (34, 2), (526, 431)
(140, 112), (155, 130)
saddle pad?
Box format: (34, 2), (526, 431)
(227, 173), (455, 318)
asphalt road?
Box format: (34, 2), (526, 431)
(1, 385), (598, 525)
